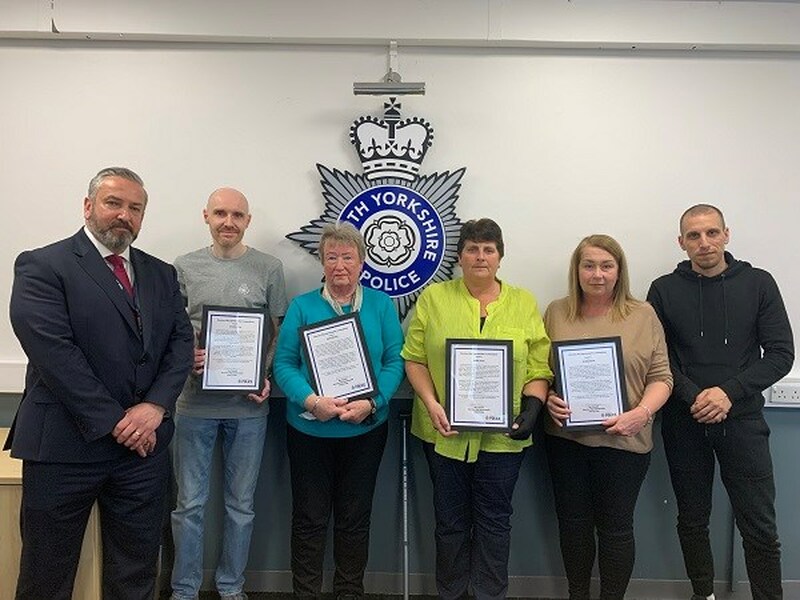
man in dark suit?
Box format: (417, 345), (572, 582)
(6, 167), (194, 600)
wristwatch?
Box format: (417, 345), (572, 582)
(368, 398), (377, 415)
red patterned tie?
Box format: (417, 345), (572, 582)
(106, 254), (134, 298)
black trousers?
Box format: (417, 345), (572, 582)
(286, 422), (388, 598)
(545, 434), (650, 600)
(16, 449), (169, 600)
(662, 405), (782, 600)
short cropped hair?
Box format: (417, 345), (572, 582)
(679, 204), (726, 234)
(457, 218), (505, 258)
(87, 167), (147, 203)
(318, 221), (366, 262)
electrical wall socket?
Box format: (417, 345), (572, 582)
(769, 379), (800, 406)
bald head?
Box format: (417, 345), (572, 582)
(203, 187), (252, 258)
(207, 187), (249, 213)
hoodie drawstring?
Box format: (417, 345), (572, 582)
(721, 274), (729, 346)
(695, 273), (729, 345)
(697, 277), (704, 337)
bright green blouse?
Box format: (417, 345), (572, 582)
(401, 278), (553, 462)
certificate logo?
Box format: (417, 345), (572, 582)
(288, 98), (465, 319)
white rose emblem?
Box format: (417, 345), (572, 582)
(364, 216), (416, 267)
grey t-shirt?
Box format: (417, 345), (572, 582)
(174, 246), (288, 418)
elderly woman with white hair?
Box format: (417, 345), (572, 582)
(274, 221), (404, 600)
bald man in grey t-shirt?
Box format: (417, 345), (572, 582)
(169, 188), (287, 600)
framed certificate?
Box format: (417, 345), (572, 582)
(444, 339), (514, 432)
(552, 336), (627, 429)
(299, 313), (377, 400)
(200, 305), (268, 393)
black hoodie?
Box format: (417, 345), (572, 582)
(647, 252), (794, 418)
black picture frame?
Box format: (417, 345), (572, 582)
(199, 305), (268, 393)
(299, 312), (377, 401)
(444, 338), (514, 432)
(551, 336), (627, 429)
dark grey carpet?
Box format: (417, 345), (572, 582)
(156, 592), (552, 600)
(160, 594), (558, 600)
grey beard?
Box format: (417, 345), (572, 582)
(92, 226), (135, 253)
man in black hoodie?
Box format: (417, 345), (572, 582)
(647, 204), (794, 600)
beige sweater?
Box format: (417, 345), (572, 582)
(543, 298), (672, 454)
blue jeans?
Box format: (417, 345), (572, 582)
(423, 443), (525, 600)
(170, 414), (268, 599)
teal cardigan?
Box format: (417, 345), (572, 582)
(273, 286), (404, 437)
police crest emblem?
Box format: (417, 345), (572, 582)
(287, 98), (464, 319)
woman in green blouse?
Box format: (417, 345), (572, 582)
(402, 218), (552, 600)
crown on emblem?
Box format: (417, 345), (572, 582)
(349, 98), (434, 182)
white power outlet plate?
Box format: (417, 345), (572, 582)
(768, 379), (800, 407)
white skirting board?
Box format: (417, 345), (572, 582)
(0, 361), (24, 394)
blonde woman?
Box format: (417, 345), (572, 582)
(544, 234), (672, 600)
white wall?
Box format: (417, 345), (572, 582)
(1, 0), (799, 391)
